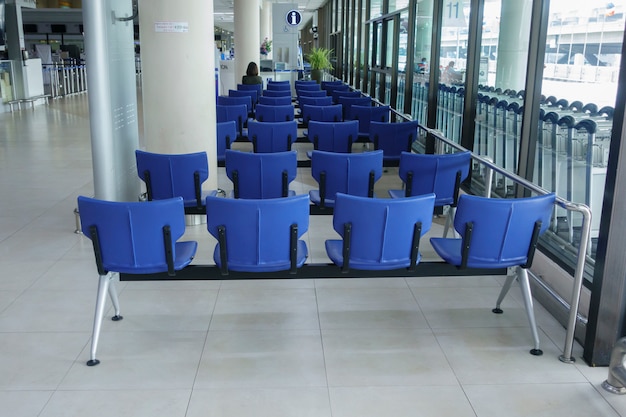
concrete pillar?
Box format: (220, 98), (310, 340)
(495, 0), (532, 91)
(234, 0), (260, 84)
(138, 0), (217, 191)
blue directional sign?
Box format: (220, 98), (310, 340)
(286, 10), (302, 26)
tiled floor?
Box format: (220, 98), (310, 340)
(0, 94), (624, 417)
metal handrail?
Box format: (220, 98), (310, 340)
(422, 125), (592, 364)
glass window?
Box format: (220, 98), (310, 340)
(437, 0), (470, 143)
(539, 0), (623, 269)
(370, 0), (383, 18)
(411, 0), (434, 128)
(389, 0), (410, 13)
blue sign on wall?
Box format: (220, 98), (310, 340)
(286, 10), (302, 26)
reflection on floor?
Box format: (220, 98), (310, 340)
(0, 95), (623, 417)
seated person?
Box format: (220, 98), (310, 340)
(442, 61), (463, 84)
(242, 61), (263, 85)
(416, 57), (428, 74)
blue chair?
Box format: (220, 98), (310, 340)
(301, 103), (343, 126)
(216, 104), (249, 140)
(321, 80), (344, 90)
(217, 95), (253, 116)
(262, 89), (292, 97)
(331, 89), (360, 104)
(298, 95), (332, 107)
(206, 194), (310, 274)
(267, 80), (291, 90)
(258, 95), (292, 106)
(388, 151), (471, 237)
(430, 193), (556, 355)
(326, 193), (435, 272)
(370, 120), (420, 163)
(323, 83), (349, 95)
(77, 196), (197, 365)
(337, 96), (372, 120)
(255, 103), (295, 122)
(295, 83), (322, 93)
(225, 149), (297, 198)
(248, 120), (298, 152)
(135, 150), (217, 214)
(237, 83), (263, 102)
(309, 150), (384, 208)
(296, 89), (328, 99)
(295, 80), (319, 89)
(306, 120), (357, 157)
(229, 89), (258, 109)
(348, 104), (390, 140)
(216, 120), (237, 163)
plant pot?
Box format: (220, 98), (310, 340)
(311, 69), (324, 83)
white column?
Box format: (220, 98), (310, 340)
(138, 0), (217, 190)
(261, 0), (272, 52)
(234, 0), (261, 83)
(495, 0), (532, 91)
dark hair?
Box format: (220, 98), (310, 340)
(246, 62), (259, 76)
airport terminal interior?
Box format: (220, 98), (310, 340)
(1, 0), (626, 416)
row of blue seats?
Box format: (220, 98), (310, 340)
(135, 148), (472, 217)
(78, 187), (556, 365)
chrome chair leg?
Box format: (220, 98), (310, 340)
(108, 274), (123, 320)
(493, 271), (516, 314)
(87, 272), (123, 366)
(517, 267), (542, 356)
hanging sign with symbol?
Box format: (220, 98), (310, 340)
(286, 10), (302, 26)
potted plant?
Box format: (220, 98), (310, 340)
(306, 47), (334, 83)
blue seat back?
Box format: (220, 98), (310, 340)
(77, 196), (191, 274)
(332, 192), (435, 266)
(262, 89), (292, 97)
(298, 95), (332, 107)
(135, 150), (208, 207)
(337, 96), (372, 120)
(297, 89), (328, 98)
(371, 120), (420, 161)
(267, 81), (291, 90)
(323, 83), (349, 94)
(225, 150), (297, 198)
(295, 83), (321, 92)
(348, 105), (390, 134)
(295, 80), (319, 89)
(229, 89), (257, 107)
(206, 195), (310, 272)
(397, 151), (471, 206)
(321, 80), (344, 89)
(248, 120), (298, 152)
(216, 104), (248, 137)
(453, 193), (555, 267)
(308, 120), (358, 153)
(331, 89), (360, 103)
(237, 83), (263, 99)
(302, 104), (343, 125)
(258, 95), (292, 106)
(218, 95), (252, 114)
(311, 150), (383, 200)
(216, 121), (237, 162)
(255, 104), (295, 122)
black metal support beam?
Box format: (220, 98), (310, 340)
(120, 262), (507, 281)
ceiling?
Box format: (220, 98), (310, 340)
(213, 0), (327, 33)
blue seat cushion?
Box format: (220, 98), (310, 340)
(212, 240), (308, 272)
(325, 239), (421, 270)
